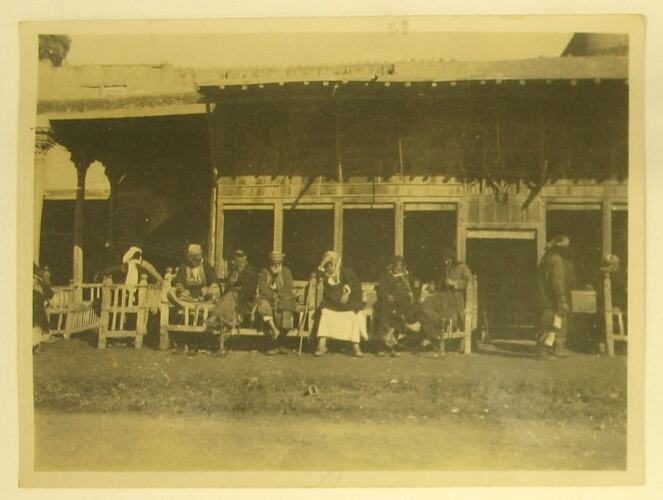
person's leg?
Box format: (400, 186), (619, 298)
(275, 310), (293, 354)
(352, 341), (364, 357)
(315, 336), (328, 356)
(537, 309), (556, 358)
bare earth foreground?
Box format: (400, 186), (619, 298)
(32, 335), (627, 471)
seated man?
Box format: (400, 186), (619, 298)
(420, 249), (472, 355)
(224, 250), (259, 318)
(171, 243), (219, 300)
(205, 250), (258, 354)
(256, 251), (297, 355)
(373, 256), (421, 357)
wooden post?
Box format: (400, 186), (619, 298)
(159, 279), (172, 351)
(214, 202), (225, 277)
(395, 201), (404, 256)
(73, 160), (89, 285)
(602, 200), (613, 257)
(273, 200), (283, 252)
(456, 200), (467, 261)
(206, 102), (220, 266)
(462, 276), (475, 354)
(106, 169), (119, 267)
(98, 275), (113, 349)
(135, 274), (148, 349)
(604, 272), (615, 356)
(334, 200), (343, 256)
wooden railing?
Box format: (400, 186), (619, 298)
(46, 282), (102, 339)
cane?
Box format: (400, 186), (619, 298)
(297, 284), (311, 356)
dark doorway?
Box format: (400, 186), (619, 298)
(403, 209), (456, 283)
(466, 237), (538, 339)
(283, 208), (334, 280)
(343, 208), (394, 282)
(547, 209), (602, 287)
(223, 209), (274, 271)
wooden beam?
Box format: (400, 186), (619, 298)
(205, 102), (219, 265)
(456, 200), (467, 261)
(273, 200), (283, 253)
(334, 200), (343, 256)
(214, 201), (225, 277)
(395, 201), (404, 256)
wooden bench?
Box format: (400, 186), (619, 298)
(46, 282), (102, 339)
(98, 275), (158, 349)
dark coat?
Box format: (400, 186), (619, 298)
(225, 264), (259, 315)
(374, 272), (418, 336)
(317, 267), (364, 313)
(257, 266), (297, 312)
(172, 259), (219, 298)
(536, 248), (575, 311)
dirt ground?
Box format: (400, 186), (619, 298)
(32, 333), (627, 471)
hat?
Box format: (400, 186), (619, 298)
(548, 235), (570, 248)
(233, 249), (247, 260)
(269, 251), (285, 262)
(186, 243), (203, 256)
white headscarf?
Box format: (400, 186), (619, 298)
(122, 246), (143, 285)
(318, 250), (342, 285)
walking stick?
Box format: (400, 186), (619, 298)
(297, 282), (312, 356)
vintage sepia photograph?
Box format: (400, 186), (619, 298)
(16, 14), (645, 488)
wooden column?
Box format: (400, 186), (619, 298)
(214, 202), (225, 277)
(602, 200), (613, 257)
(73, 160), (90, 284)
(456, 200), (467, 262)
(205, 102), (220, 266)
(395, 201), (404, 256)
(334, 200), (343, 256)
(273, 200), (283, 253)
(106, 168), (120, 267)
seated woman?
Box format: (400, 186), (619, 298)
(373, 256), (421, 357)
(256, 251), (297, 355)
(314, 250), (366, 357)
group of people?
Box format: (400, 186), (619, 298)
(160, 243), (475, 357)
(33, 233), (626, 359)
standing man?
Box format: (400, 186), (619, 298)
(536, 235), (575, 359)
(435, 248), (473, 330)
(256, 251), (297, 355)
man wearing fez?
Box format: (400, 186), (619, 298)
(172, 243), (219, 300)
(256, 251), (297, 355)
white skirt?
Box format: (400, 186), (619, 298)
(317, 308), (367, 343)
